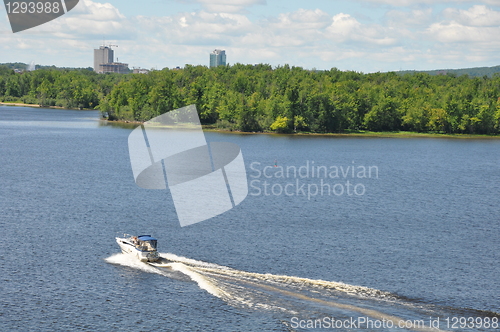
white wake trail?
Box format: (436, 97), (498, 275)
(107, 252), (449, 332)
(168, 262), (228, 299)
(105, 253), (167, 276)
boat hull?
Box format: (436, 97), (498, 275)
(115, 237), (159, 262)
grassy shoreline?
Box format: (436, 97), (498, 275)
(103, 118), (500, 139)
(201, 125), (500, 139)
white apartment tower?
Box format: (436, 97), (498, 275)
(210, 49), (226, 68)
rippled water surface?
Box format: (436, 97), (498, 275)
(1, 106), (499, 331)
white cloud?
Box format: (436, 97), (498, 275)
(18, 0), (132, 39)
(259, 9), (331, 47)
(72, 0), (125, 20)
(272, 8), (331, 30)
(425, 5), (500, 45)
(443, 5), (500, 26)
(384, 8), (434, 29)
(1, 0), (500, 73)
(326, 13), (361, 43)
(426, 21), (500, 43)
(326, 13), (398, 46)
(350, 0), (500, 6)
(131, 11), (253, 47)
(185, 0), (265, 13)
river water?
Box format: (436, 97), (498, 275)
(1, 106), (499, 331)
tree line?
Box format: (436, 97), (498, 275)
(1, 64), (500, 134)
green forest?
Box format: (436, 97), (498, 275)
(1, 64), (500, 135)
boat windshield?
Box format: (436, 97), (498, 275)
(138, 239), (157, 251)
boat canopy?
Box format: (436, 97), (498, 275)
(137, 235), (157, 241)
(137, 235), (157, 250)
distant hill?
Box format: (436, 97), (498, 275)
(396, 65), (500, 78)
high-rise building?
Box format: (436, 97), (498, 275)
(94, 46), (114, 73)
(99, 62), (129, 74)
(93, 45), (129, 73)
(210, 49), (226, 68)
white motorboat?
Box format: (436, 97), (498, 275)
(116, 234), (160, 262)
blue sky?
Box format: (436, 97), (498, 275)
(1, 0), (500, 72)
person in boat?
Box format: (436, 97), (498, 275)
(131, 236), (138, 245)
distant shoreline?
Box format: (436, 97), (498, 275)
(110, 120), (500, 139)
(0, 102), (80, 110)
(201, 126), (500, 139)
(2, 103), (499, 139)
